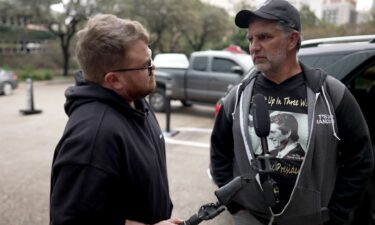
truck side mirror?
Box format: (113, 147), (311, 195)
(231, 66), (243, 75)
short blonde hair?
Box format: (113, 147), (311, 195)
(75, 14), (149, 83)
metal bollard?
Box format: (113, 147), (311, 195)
(20, 77), (42, 115)
(163, 82), (179, 137)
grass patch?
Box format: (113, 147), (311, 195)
(17, 68), (54, 81)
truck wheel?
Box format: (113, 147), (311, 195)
(149, 88), (166, 112)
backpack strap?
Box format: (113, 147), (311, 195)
(223, 72), (258, 121)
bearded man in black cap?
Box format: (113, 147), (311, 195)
(210, 0), (374, 225)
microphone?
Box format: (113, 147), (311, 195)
(178, 94), (278, 225)
(177, 94), (278, 225)
(251, 94), (280, 207)
(251, 93), (271, 158)
(214, 175), (252, 206)
(252, 94), (270, 138)
(251, 93), (272, 173)
(214, 95), (272, 206)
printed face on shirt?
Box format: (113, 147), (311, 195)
(246, 19), (290, 75)
(268, 123), (291, 152)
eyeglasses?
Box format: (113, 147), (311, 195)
(108, 59), (154, 76)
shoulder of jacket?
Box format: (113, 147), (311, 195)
(324, 75), (346, 111)
(222, 73), (256, 118)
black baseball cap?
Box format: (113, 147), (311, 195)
(235, 0), (301, 31)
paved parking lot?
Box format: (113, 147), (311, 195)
(0, 81), (233, 225)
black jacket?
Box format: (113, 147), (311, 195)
(50, 74), (172, 225)
(211, 63), (374, 225)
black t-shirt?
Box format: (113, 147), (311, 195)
(249, 72), (308, 214)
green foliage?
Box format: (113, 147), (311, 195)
(26, 30), (55, 39)
(101, 0), (233, 53)
(229, 29), (250, 53)
(1, 64), (11, 70)
(233, 0), (254, 12)
(300, 5), (321, 28)
(185, 3), (232, 51)
(297, 4), (375, 40)
(0, 26), (55, 40)
(0, 25), (11, 32)
(2, 0), (375, 73)
(17, 67), (54, 81)
(370, 8), (375, 27)
(303, 23), (375, 40)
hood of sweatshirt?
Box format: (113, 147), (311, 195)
(64, 71), (149, 119)
(300, 63), (327, 93)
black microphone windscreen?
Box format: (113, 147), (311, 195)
(252, 94), (270, 137)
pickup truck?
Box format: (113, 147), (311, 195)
(149, 50), (253, 111)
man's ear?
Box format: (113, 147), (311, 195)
(103, 72), (124, 90)
(288, 31), (300, 50)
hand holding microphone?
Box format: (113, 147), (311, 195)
(178, 94), (279, 225)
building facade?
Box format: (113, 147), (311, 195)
(322, 0), (357, 25)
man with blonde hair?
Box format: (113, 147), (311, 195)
(50, 14), (181, 225)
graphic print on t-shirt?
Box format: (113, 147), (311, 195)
(248, 111), (308, 214)
(248, 111), (308, 159)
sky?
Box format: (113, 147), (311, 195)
(51, 0), (374, 13)
(357, 0), (373, 11)
(256, 0), (373, 11)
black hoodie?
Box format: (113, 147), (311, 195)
(211, 63), (374, 225)
(50, 72), (172, 225)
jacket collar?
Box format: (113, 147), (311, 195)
(246, 62), (327, 93)
(300, 62), (327, 93)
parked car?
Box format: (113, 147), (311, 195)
(0, 67), (18, 95)
(154, 53), (189, 69)
(215, 34), (375, 225)
(150, 50), (253, 112)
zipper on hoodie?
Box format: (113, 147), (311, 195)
(270, 93), (320, 221)
(238, 82), (275, 222)
(232, 82), (243, 120)
(273, 86), (340, 221)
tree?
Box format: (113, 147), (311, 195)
(224, 1), (257, 54)
(182, 2), (231, 51)
(229, 29), (249, 54)
(370, 8), (375, 28)
(0, 0), (13, 15)
(2, 0), (239, 72)
(299, 4), (321, 28)
(233, 0), (254, 13)
(120, 0), (196, 54)
(8, 0), (95, 76)
(132, 0), (180, 53)
(45, 0), (94, 76)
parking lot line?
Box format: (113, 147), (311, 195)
(176, 127), (212, 133)
(163, 127), (211, 148)
(164, 136), (209, 148)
